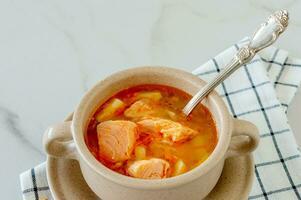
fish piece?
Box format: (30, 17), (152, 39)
(97, 120), (138, 162)
(124, 99), (155, 119)
(127, 158), (170, 179)
(137, 118), (198, 143)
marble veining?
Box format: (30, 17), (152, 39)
(0, 106), (43, 154)
(1, 0), (301, 199)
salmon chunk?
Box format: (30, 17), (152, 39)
(124, 99), (155, 119)
(137, 118), (198, 143)
(127, 158), (170, 179)
(97, 120), (138, 163)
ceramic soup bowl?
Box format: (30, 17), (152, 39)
(44, 67), (259, 200)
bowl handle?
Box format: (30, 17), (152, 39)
(226, 118), (260, 158)
(43, 121), (78, 160)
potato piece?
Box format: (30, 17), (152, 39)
(96, 98), (125, 122)
(136, 91), (162, 101)
(173, 159), (186, 176)
(190, 135), (206, 147)
(135, 146), (146, 160)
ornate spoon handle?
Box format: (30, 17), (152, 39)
(182, 10), (289, 116)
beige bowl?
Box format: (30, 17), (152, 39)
(44, 67), (259, 200)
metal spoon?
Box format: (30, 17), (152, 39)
(182, 10), (289, 116)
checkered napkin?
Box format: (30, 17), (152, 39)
(20, 39), (301, 200)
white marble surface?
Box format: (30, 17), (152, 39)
(1, 0), (301, 199)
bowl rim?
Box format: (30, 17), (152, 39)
(72, 66), (232, 190)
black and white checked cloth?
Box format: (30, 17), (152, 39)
(20, 40), (301, 200)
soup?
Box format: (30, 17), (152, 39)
(85, 84), (217, 179)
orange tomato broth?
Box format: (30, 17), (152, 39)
(85, 84), (218, 177)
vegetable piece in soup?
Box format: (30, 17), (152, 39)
(85, 84), (218, 179)
(96, 98), (125, 122)
(135, 91), (162, 101)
